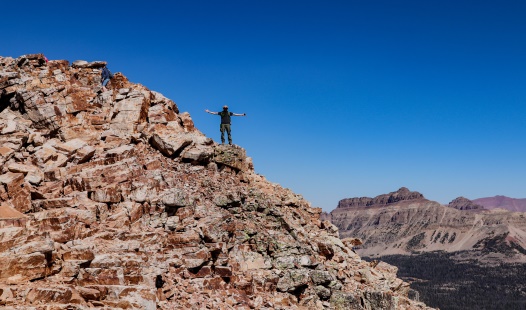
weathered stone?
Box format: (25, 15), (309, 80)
(71, 60), (89, 68)
(75, 145), (96, 163)
(310, 270), (333, 286)
(0, 172), (31, 213)
(0, 146), (15, 158)
(315, 285), (331, 300)
(181, 144), (214, 164)
(0, 54), (435, 310)
(149, 131), (193, 157)
(62, 247), (95, 261)
(0, 204), (27, 219)
(34, 146), (57, 164)
(55, 138), (87, 155)
(91, 187), (122, 203)
(213, 145), (248, 171)
(214, 266), (232, 277)
(162, 188), (188, 207)
(276, 269), (310, 293)
(76, 286), (101, 301)
(25, 287), (73, 304)
(32, 197), (74, 210)
(90, 254), (121, 268)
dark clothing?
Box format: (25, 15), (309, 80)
(101, 67), (112, 81)
(220, 123), (232, 144)
(218, 110), (234, 124)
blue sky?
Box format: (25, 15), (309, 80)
(2, 0), (525, 211)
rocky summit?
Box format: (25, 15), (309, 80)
(447, 197), (485, 211)
(0, 54), (433, 309)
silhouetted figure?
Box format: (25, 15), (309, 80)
(205, 105), (246, 145)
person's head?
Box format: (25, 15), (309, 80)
(223, 105), (228, 110)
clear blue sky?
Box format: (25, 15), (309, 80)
(2, 0), (525, 211)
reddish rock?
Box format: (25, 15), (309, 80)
(214, 266), (232, 277)
(0, 172), (31, 213)
(0, 54), (435, 310)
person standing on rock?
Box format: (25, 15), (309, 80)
(205, 105), (246, 145)
(100, 65), (113, 92)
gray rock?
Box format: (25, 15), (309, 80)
(310, 270), (333, 286)
(162, 189), (188, 207)
(71, 60), (88, 68)
(315, 285), (331, 300)
(276, 269), (310, 292)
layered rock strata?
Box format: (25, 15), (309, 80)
(336, 188), (424, 209)
(327, 188), (526, 263)
(0, 54), (433, 309)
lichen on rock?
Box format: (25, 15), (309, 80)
(0, 54), (434, 309)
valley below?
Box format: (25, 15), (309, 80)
(325, 188), (526, 310)
(365, 252), (526, 310)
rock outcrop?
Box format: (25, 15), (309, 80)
(0, 54), (433, 309)
(327, 188), (526, 263)
(336, 188), (424, 209)
(447, 197), (485, 211)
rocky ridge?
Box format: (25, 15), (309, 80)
(326, 188), (526, 263)
(474, 195), (526, 213)
(336, 188), (424, 209)
(0, 54), (433, 309)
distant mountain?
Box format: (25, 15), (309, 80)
(473, 195), (526, 212)
(336, 187), (424, 209)
(326, 189), (526, 309)
(326, 188), (526, 263)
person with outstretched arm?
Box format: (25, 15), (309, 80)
(205, 105), (246, 145)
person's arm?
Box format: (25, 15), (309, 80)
(231, 112), (246, 116)
(205, 109), (219, 115)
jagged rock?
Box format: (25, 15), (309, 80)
(149, 130), (193, 157)
(0, 172), (31, 213)
(448, 196), (485, 210)
(161, 188), (189, 207)
(213, 144), (249, 171)
(0, 54), (434, 310)
(0, 204), (27, 219)
(276, 269), (310, 292)
(337, 187), (424, 209)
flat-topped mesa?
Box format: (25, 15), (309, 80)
(337, 187), (425, 209)
(448, 196), (485, 211)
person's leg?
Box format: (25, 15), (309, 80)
(102, 78), (109, 91)
(226, 124), (232, 145)
(220, 124), (226, 144)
